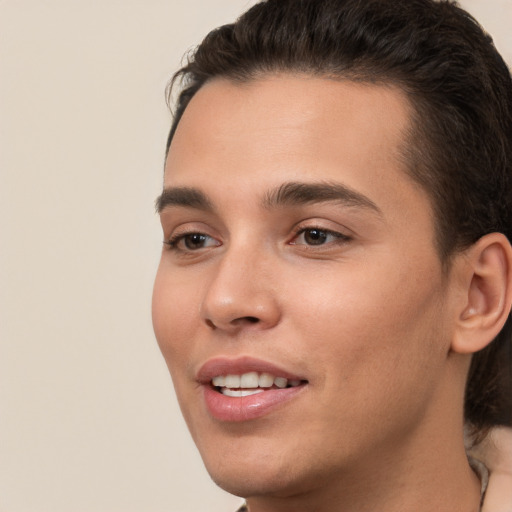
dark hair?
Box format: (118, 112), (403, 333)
(165, 0), (512, 441)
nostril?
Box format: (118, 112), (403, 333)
(204, 315), (264, 330)
(232, 316), (260, 325)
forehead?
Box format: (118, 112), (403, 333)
(164, 74), (426, 221)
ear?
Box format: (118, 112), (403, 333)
(451, 233), (512, 355)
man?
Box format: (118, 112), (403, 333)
(153, 1), (512, 510)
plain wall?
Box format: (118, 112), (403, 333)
(1, 1), (510, 511)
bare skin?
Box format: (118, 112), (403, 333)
(153, 75), (512, 512)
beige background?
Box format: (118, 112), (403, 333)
(1, 1), (510, 511)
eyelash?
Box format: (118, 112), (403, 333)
(163, 226), (351, 253)
(163, 232), (219, 251)
(290, 226), (351, 247)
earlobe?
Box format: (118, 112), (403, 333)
(452, 233), (512, 355)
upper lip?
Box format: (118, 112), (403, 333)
(197, 356), (306, 384)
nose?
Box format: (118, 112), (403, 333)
(201, 245), (281, 333)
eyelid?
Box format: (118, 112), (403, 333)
(162, 219), (352, 254)
(163, 222), (222, 253)
(165, 231), (220, 248)
(289, 221), (352, 245)
(291, 230), (351, 248)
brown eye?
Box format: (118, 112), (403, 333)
(165, 232), (220, 251)
(183, 233), (209, 250)
(291, 227), (350, 247)
(302, 229), (328, 245)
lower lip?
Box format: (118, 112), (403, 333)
(203, 385), (307, 422)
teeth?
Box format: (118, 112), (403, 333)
(224, 375), (241, 388)
(223, 388), (265, 397)
(274, 377), (288, 388)
(211, 371), (304, 394)
(258, 373), (274, 388)
(212, 375), (225, 387)
(240, 372), (259, 388)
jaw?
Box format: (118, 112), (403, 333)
(179, 354), (475, 512)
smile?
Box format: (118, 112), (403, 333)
(198, 358), (309, 422)
(212, 372), (303, 396)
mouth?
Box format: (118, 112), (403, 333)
(198, 357), (309, 422)
(211, 371), (306, 397)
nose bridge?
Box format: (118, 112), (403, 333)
(201, 238), (280, 331)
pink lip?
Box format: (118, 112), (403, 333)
(197, 356), (308, 422)
(197, 356), (305, 383)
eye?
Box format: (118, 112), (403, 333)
(291, 227), (350, 246)
(164, 232), (220, 251)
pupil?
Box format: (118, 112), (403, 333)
(305, 229), (327, 245)
(185, 234), (206, 249)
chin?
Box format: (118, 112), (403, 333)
(207, 462), (306, 500)
(199, 435), (333, 501)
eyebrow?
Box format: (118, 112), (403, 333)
(155, 187), (214, 213)
(156, 181), (381, 215)
(263, 181), (381, 213)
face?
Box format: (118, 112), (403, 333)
(153, 75), (459, 499)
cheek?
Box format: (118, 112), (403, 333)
(152, 262), (199, 373)
(281, 261), (449, 454)
(152, 265), (207, 433)
(288, 256), (448, 390)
